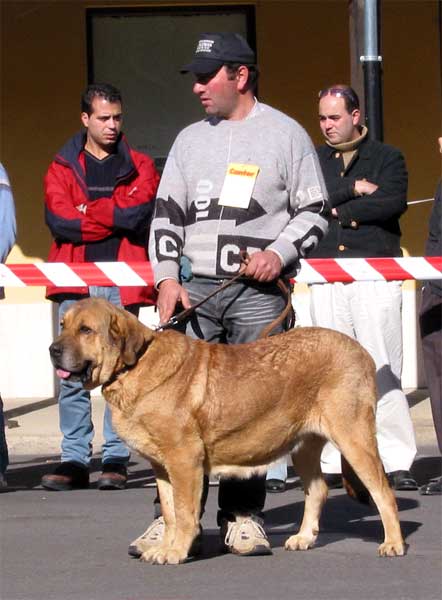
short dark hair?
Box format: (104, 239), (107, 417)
(318, 85), (360, 113)
(81, 83), (122, 115)
(224, 62), (259, 92)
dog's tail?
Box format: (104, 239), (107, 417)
(341, 455), (371, 505)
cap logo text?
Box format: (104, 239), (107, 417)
(196, 39), (215, 54)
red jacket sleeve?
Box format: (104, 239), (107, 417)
(45, 152), (159, 243)
(85, 152), (160, 231)
(44, 161), (115, 243)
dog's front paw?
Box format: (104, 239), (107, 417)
(140, 545), (188, 565)
(377, 541), (406, 557)
(285, 533), (316, 551)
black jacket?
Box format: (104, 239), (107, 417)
(311, 137), (408, 258)
(425, 181), (442, 296)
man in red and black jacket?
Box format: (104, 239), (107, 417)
(42, 83), (159, 492)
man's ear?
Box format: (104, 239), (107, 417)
(109, 309), (151, 366)
(236, 65), (250, 93)
(351, 108), (361, 126)
(80, 112), (89, 129)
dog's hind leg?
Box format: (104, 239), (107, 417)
(285, 434), (328, 551)
(336, 431), (406, 557)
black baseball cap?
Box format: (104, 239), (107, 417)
(180, 32), (256, 75)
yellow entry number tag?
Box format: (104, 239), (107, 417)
(218, 163), (260, 209)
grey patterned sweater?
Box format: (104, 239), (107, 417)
(149, 102), (330, 284)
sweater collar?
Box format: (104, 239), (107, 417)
(325, 126), (368, 152)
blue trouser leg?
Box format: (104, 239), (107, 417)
(90, 287), (131, 465)
(59, 377), (93, 466)
(57, 289), (130, 466)
(58, 299), (92, 466)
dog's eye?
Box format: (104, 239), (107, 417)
(79, 325), (93, 335)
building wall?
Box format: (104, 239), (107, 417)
(1, 0), (439, 396)
(382, 0), (441, 254)
(2, 0), (439, 273)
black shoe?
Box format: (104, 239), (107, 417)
(41, 462), (89, 491)
(98, 463), (128, 490)
(265, 478), (286, 493)
(323, 473), (343, 489)
(0, 472), (8, 492)
(387, 470), (418, 491)
(419, 476), (442, 496)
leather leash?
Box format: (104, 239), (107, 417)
(155, 266), (248, 331)
(155, 253), (295, 334)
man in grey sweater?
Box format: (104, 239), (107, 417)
(132, 32), (329, 559)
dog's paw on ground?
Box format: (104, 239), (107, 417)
(140, 545), (188, 565)
(377, 540), (407, 557)
(284, 533), (317, 551)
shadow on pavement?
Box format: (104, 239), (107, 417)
(3, 455), (156, 491)
(4, 397), (58, 421)
(4, 453), (440, 497)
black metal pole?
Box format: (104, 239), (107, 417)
(361, 0), (383, 141)
(363, 60), (383, 141)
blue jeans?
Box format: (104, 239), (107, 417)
(58, 287), (130, 467)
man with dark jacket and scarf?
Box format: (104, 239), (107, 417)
(42, 83), (159, 491)
(309, 84), (417, 491)
(419, 137), (442, 496)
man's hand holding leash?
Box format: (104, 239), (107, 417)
(242, 250), (283, 282)
(157, 279), (191, 325)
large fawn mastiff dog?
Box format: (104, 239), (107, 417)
(49, 297), (405, 564)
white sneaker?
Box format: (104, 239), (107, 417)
(220, 515), (272, 556)
(128, 516), (203, 558)
(128, 516), (165, 557)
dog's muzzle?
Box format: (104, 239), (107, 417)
(49, 341), (92, 383)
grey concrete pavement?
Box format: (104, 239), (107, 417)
(1, 452), (441, 600)
(1, 389), (441, 600)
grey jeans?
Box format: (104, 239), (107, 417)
(182, 276), (289, 522)
(181, 276), (289, 343)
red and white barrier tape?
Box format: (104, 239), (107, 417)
(0, 258), (441, 287)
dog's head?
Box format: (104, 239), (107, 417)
(49, 298), (152, 389)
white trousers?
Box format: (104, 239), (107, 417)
(266, 456), (288, 482)
(310, 281), (417, 474)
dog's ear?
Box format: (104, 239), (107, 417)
(109, 309), (152, 367)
